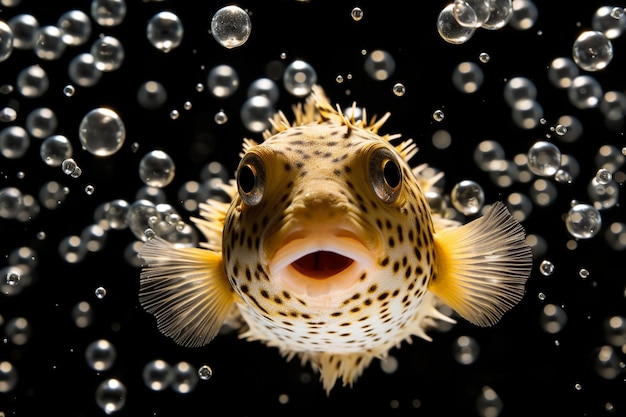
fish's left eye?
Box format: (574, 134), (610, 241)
(369, 148), (402, 203)
(236, 153), (265, 206)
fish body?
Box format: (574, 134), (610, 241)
(139, 86), (533, 393)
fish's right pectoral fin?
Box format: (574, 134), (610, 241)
(430, 202), (533, 327)
(139, 237), (237, 347)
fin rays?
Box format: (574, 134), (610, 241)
(430, 202), (533, 327)
(139, 237), (236, 347)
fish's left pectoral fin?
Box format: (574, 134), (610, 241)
(430, 202), (533, 327)
(139, 237), (237, 347)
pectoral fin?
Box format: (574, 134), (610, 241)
(429, 202), (533, 327)
(139, 237), (237, 347)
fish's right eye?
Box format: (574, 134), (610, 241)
(236, 153), (265, 206)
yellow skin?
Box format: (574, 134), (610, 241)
(139, 86), (533, 393)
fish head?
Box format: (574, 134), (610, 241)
(223, 122), (436, 318)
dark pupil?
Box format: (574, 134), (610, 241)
(238, 164), (256, 194)
(382, 159), (401, 188)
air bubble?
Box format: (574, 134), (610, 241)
(566, 203), (602, 239)
(476, 386), (503, 417)
(284, 60), (317, 96)
(33, 25), (66, 60)
(26, 107), (57, 138)
(91, 0), (127, 27)
(214, 110), (228, 125)
(592, 6), (625, 39)
(198, 364), (213, 380)
(240, 95), (273, 133)
(58, 9), (92, 46)
(0, 126), (30, 159)
(95, 378), (127, 414)
(527, 141), (561, 177)
(143, 359), (174, 391)
(451, 180), (484, 215)
(572, 30), (613, 71)
(8, 14), (39, 50)
(85, 339), (117, 371)
(171, 361), (198, 394)
(91, 35), (124, 72)
(95, 286), (107, 299)
(591, 345), (621, 379)
(210, 5), (251, 49)
(392, 83), (406, 97)
(437, 3), (476, 44)
(79, 107), (126, 157)
(548, 57), (579, 89)
(207, 65), (239, 98)
(539, 259), (555, 276)
(540, 304), (567, 333)
(0, 361), (18, 393)
(453, 335), (480, 365)
(364, 50), (395, 81)
(432, 109), (445, 122)
(40, 135), (72, 167)
(137, 81), (167, 110)
(17, 65), (49, 98)
(568, 75), (603, 109)
(139, 150), (175, 188)
(69, 53), (102, 87)
(452, 62), (484, 93)
(147, 11), (184, 53)
(351, 7), (364, 22)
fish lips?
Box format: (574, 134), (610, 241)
(268, 230), (376, 302)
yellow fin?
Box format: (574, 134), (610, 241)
(430, 202), (532, 327)
(139, 237), (237, 347)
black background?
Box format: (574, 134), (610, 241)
(1, 1), (625, 416)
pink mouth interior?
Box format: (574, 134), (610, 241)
(291, 251), (354, 279)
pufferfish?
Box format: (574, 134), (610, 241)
(139, 85), (533, 393)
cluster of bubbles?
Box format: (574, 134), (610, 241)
(437, 0), (521, 44)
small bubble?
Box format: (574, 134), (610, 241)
(5, 271), (20, 286)
(0, 107), (17, 122)
(85, 184), (95, 195)
(198, 364), (213, 380)
(478, 52), (490, 63)
(61, 158), (78, 175)
(555, 124), (568, 136)
(195, 83), (204, 92)
(540, 259), (555, 276)
(183, 101), (192, 111)
(538, 292), (546, 301)
(433, 109), (445, 122)
(351, 7), (364, 22)
(610, 7), (625, 20)
(574, 383), (582, 391)
(392, 83), (405, 97)
(63, 84), (75, 97)
(94, 286), (107, 299)
(595, 168), (612, 185)
(169, 109), (179, 120)
(336, 75), (344, 84)
(579, 268), (590, 279)
(214, 110), (228, 125)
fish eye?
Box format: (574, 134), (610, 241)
(369, 147), (402, 203)
(236, 153), (265, 206)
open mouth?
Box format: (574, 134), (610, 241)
(268, 232), (374, 300)
(291, 251), (354, 279)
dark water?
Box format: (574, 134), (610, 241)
(1, 1), (625, 416)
